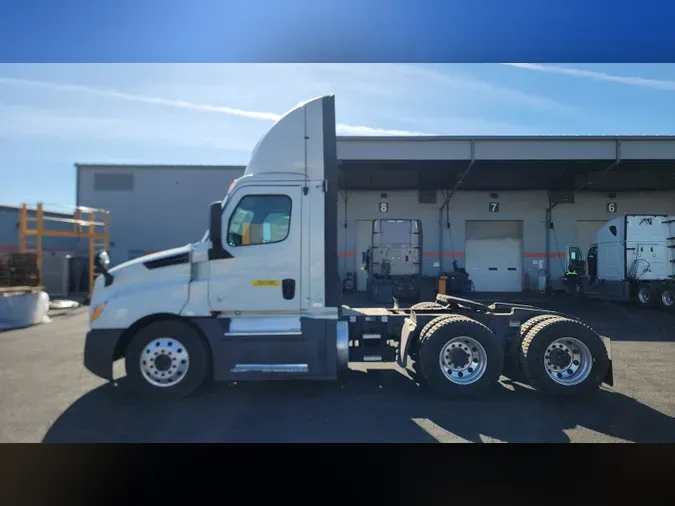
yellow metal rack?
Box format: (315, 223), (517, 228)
(18, 202), (110, 297)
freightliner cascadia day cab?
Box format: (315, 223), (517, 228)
(84, 96), (613, 400)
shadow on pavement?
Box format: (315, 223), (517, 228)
(43, 368), (675, 443)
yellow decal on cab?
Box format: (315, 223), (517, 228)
(252, 280), (281, 287)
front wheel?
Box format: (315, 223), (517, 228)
(520, 317), (609, 398)
(418, 315), (503, 398)
(124, 320), (211, 400)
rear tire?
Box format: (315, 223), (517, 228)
(410, 302), (444, 310)
(520, 317), (609, 398)
(124, 320), (211, 400)
(504, 314), (564, 381)
(418, 315), (503, 398)
(408, 314), (456, 369)
(636, 283), (658, 308)
(658, 286), (675, 312)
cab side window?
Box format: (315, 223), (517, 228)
(227, 195), (292, 247)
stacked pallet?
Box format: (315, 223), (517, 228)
(0, 253), (40, 290)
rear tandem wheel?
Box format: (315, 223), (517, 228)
(410, 302), (444, 310)
(504, 314), (565, 382)
(658, 285), (675, 312)
(519, 317), (609, 398)
(417, 315), (503, 398)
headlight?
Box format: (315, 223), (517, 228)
(90, 303), (106, 322)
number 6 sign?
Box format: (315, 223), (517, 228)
(607, 202), (617, 213)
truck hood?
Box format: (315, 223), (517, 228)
(89, 243), (194, 315)
(109, 244), (193, 274)
(89, 243), (195, 327)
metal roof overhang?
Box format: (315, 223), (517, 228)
(336, 136), (675, 192)
(338, 159), (675, 192)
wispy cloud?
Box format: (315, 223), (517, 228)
(312, 63), (574, 113)
(0, 75), (428, 136)
(501, 63), (675, 91)
(0, 103), (257, 152)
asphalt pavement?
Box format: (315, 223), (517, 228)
(1, 294), (674, 443)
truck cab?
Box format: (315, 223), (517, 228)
(565, 215), (675, 310)
(84, 96), (343, 397)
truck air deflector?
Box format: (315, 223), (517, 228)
(144, 252), (190, 270)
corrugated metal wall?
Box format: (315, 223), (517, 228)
(77, 166), (245, 266)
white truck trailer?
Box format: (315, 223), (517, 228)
(84, 95), (613, 400)
(567, 215), (675, 311)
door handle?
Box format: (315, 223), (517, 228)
(282, 279), (296, 300)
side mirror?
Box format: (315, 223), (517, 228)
(209, 201), (223, 246)
(94, 250), (114, 286)
(94, 250), (110, 273)
(208, 201), (229, 260)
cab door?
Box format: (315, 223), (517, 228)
(208, 184), (303, 315)
(566, 245), (586, 276)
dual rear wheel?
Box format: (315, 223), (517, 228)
(414, 313), (609, 399)
(636, 282), (675, 312)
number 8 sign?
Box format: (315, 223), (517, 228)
(379, 202), (389, 213)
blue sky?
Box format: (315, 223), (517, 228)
(1, 63), (674, 208)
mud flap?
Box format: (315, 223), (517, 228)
(396, 317), (417, 368)
(602, 336), (614, 387)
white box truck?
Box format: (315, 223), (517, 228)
(84, 96), (613, 400)
(567, 215), (675, 311)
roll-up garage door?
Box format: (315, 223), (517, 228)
(465, 220), (523, 292)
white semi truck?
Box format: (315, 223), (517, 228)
(567, 215), (675, 311)
(84, 95), (613, 400)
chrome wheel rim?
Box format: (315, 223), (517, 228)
(140, 337), (189, 388)
(638, 288), (651, 304)
(661, 289), (674, 308)
(544, 337), (593, 386)
(439, 336), (488, 385)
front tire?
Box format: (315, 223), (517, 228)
(124, 320), (211, 400)
(520, 317), (609, 398)
(418, 315), (503, 398)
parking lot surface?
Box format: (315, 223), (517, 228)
(1, 294), (674, 443)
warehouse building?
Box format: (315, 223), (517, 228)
(73, 135), (675, 293)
